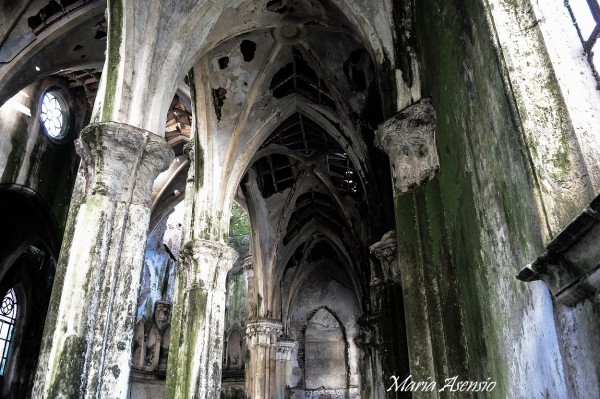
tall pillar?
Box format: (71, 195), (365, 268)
(245, 318), (283, 399)
(275, 339), (296, 399)
(32, 122), (173, 398)
(166, 239), (238, 398)
(355, 314), (385, 399)
(375, 98), (441, 399)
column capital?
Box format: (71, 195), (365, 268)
(75, 122), (174, 204)
(246, 318), (283, 348)
(178, 240), (239, 291)
(375, 98), (439, 194)
(275, 338), (297, 362)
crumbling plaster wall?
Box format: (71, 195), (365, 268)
(287, 264), (361, 399)
(389, 0), (598, 396)
(0, 79), (84, 231)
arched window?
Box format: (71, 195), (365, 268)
(40, 90), (70, 142)
(304, 308), (347, 390)
(0, 289), (17, 375)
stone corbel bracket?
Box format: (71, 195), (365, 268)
(375, 98), (439, 194)
(369, 230), (398, 282)
(517, 194), (600, 306)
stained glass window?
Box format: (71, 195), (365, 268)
(40, 92), (66, 139)
(0, 288), (17, 375)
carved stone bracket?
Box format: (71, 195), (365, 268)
(369, 231), (398, 281)
(375, 98), (439, 194)
(246, 318), (283, 348)
(75, 122), (174, 204)
(355, 313), (380, 349)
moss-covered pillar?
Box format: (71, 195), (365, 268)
(166, 239), (238, 398)
(375, 99), (440, 398)
(274, 338), (296, 399)
(245, 318), (282, 399)
(32, 122), (173, 398)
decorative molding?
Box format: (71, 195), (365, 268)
(246, 318), (283, 348)
(375, 98), (439, 194)
(369, 230), (398, 281)
(275, 338), (297, 362)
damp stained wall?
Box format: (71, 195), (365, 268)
(388, 0), (596, 397)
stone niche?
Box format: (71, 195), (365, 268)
(132, 300), (172, 375)
(304, 308), (347, 390)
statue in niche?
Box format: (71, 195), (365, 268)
(154, 300), (171, 331)
(145, 341), (156, 368)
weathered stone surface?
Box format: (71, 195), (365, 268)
(166, 239), (238, 399)
(76, 122), (173, 204)
(32, 122), (173, 399)
(375, 98), (439, 194)
(369, 230), (398, 281)
(245, 318), (282, 399)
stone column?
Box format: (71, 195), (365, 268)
(375, 98), (440, 399)
(274, 339), (296, 399)
(355, 314), (385, 399)
(32, 122), (173, 399)
(166, 239), (238, 399)
(245, 318), (283, 399)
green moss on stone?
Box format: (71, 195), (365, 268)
(46, 335), (85, 398)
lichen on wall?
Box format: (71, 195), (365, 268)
(390, 0), (576, 396)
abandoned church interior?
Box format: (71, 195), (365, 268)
(0, 0), (600, 398)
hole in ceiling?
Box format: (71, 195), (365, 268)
(270, 49), (336, 109)
(253, 154), (295, 198)
(212, 87), (227, 121)
(240, 40), (257, 62)
(218, 56), (230, 69)
(73, 45), (84, 51)
(260, 113), (338, 155)
(266, 0), (288, 13)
